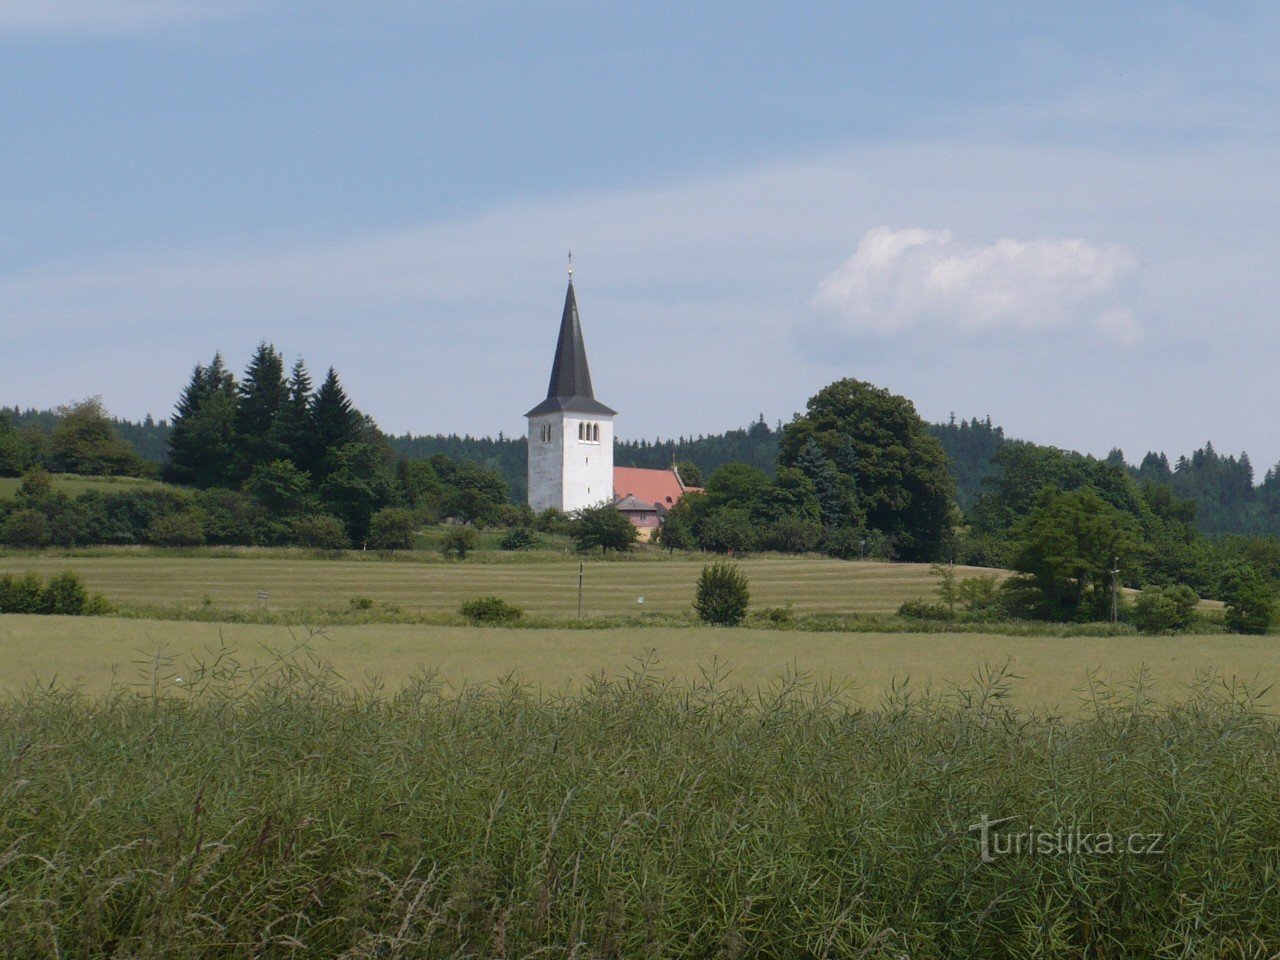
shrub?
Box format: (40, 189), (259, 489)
(697, 508), (754, 555)
(0, 571), (106, 616)
(897, 598), (954, 620)
(290, 514), (351, 551)
(440, 526), (479, 560)
(459, 596), (523, 624)
(367, 508), (417, 551)
(0, 573), (46, 613)
(495, 503), (536, 528)
(349, 596), (374, 611)
(146, 510), (207, 547)
(1133, 584), (1200, 634)
(759, 517), (823, 554)
(956, 574), (1003, 618)
(1, 508), (50, 547)
(754, 603), (795, 626)
(533, 508), (573, 535)
(1222, 566), (1275, 635)
(39, 571), (91, 615)
(500, 526), (540, 551)
(694, 561), (750, 625)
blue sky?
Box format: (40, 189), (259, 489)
(4, 2), (1280, 471)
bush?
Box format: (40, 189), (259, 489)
(367, 508), (417, 551)
(290, 514), (351, 551)
(348, 596), (374, 611)
(0, 571), (106, 616)
(1222, 566), (1275, 635)
(0, 573), (47, 613)
(500, 526), (540, 551)
(697, 508), (755, 555)
(495, 503), (535, 528)
(1133, 584), (1200, 634)
(897, 598), (954, 620)
(1, 508), (50, 547)
(459, 596), (523, 624)
(39, 571), (91, 615)
(146, 510), (207, 547)
(753, 603), (795, 626)
(533, 508), (573, 535)
(440, 526), (479, 560)
(758, 517), (823, 554)
(956, 574), (1004, 618)
(694, 561), (750, 625)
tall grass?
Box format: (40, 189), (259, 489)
(2, 647), (1278, 957)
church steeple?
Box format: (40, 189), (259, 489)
(526, 272), (616, 417)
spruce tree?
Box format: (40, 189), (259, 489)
(234, 342), (288, 479)
(273, 359), (314, 469)
(164, 355), (238, 488)
(308, 367), (362, 478)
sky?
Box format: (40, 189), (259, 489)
(3, 1), (1280, 472)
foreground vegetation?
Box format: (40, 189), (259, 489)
(2, 655), (1277, 957)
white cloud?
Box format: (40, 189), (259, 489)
(811, 226), (1138, 342)
(0, 0), (235, 36)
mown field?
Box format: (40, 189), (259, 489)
(3, 615), (1278, 708)
(0, 473), (170, 500)
(0, 552), (976, 617)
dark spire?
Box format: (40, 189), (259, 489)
(526, 275), (616, 417)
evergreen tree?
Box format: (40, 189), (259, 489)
(165, 355), (239, 488)
(307, 367), (362, 478)
(234, 342), (288, 479)
(273, 359), (314, 468)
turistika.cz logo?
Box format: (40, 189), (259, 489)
(969, 814), (1167, 864)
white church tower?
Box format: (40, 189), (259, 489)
(526, 264), (616, 513)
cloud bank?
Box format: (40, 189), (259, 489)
(812, 226), (1138, 343)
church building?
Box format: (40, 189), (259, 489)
(526, 267), (697, 534)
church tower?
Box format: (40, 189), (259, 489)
(526, 266), (616, 513)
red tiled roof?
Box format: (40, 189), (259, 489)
(613, 467), (697, 509)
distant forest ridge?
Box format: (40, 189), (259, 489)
(6, 405), (1279, 538)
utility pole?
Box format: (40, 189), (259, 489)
(577, 562), (584, 619)
(1111, 556), (1120, 623)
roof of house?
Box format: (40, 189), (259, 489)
(612, 494), (659, 512)
(612, 466), (700, 509)
(526, 279), (617, 418)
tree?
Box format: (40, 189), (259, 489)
(440, 526), (479, 560)
(246, 459), (313, 516)
(318, 442), (397, 542)
(165, 355), (239, 488)
(234, 342), (289, 479)
(308, 368), (363, 479)
(1002, 488), (1142, 621)
(274, 359), (314, 468)
(438, 459), (509, 525)
(1221, 566), (1275, 635)
(570, 504), (638, 554)
(48, 398), (145, 476)
(780, 380), (953, 560)
(694, 561), (750, 625)
(655, 511), (695, 553)
(676, 461), (704, 488)
(0, 412), (39, 477)
(367, 508), (417, 550)
(290, 514), (350, 551)
(697, 508), (755, 555)
(1133, 584), (1199, 634)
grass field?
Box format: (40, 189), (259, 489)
(0, 473), (170, 500)
(2, 614), (1276, 707)
(0, 552), (979, 617)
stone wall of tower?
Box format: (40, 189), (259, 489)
(527, 412), (615, 513)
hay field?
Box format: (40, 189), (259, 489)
(2, 614), (1275, 707)
(0, 553), (984, 617)
(0, 474), (171, 500)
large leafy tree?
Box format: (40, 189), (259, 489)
(779, 379), (953, 560)
(1003, 488), (1142, 621)
(165, 355), (239, 488)
(318, 442), (398, 542)
(234, 343), (289, 479)
(48, 398), (146, 477)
